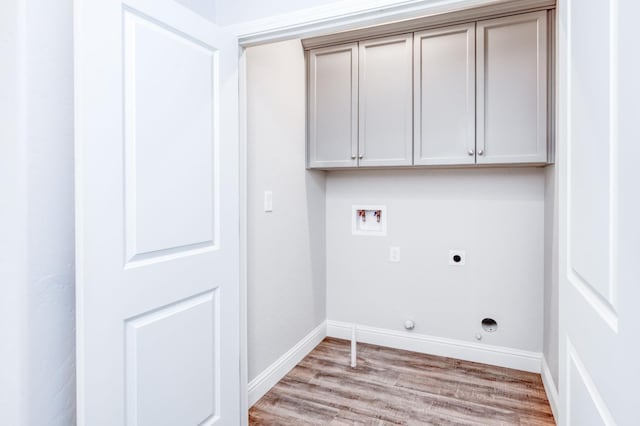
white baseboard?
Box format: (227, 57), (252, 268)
(248, 321), (327, 407)
(247, 320), (549, 413)
(326, 320), (542, 373)
(541, 356), (559, 423)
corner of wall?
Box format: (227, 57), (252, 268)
(248, 321), (326, 407)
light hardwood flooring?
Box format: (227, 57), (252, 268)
(249, 338), (555, 425)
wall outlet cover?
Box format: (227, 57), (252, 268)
(389, 246), (400, 262)
(263, 191), (273, 212)
(449, 250), (466, 266)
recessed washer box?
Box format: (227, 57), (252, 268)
(352, 205), (387, 236)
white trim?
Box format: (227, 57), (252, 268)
(248, 321), (327, 407)
(73, 0), (87, 421)
(238, 47), (249, 426)
(230, 0), (555, 47)
(541, 356), (559, 423)
(327, 320), (542, 373)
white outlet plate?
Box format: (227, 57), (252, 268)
(389, 246), (400, 262)
(449, 250), (466, 266)
(264, 191), (273, 212)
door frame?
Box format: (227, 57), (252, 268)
(234, 1), (560, 424)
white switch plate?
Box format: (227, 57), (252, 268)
(449, 250), (466, 266)
(389, 247), (400, 262)
(264, 191), (273, 212)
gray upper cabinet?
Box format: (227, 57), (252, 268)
(476, 11), (548, 164)
(308, 43), (358, 168)
(358, 34), (413, 167)
(414, 23), (476, 166)
(306, 10), (552, 169)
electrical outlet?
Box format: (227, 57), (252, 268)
(449, 250), (465, 266)
(264, 191), (273, 212)
(389, 247), (400, 262)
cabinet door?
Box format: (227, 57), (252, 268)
(358, 34), (413, 167)
(476, 11), (548, 164)
(414, 24), (476, 165)
(308, 43), (358, 168)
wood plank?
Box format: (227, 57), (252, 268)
(249, 338), (555, 425)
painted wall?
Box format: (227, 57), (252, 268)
(326, 168), (545, 352)
(543, 165), (559, 388)
(217, 0), (341, 25)
(215, 0), (441, 26)
(0, 1), (76, 425)
(0, 1), (27, 424)
(175, 0), (216, 22)
(246, 39), (327, 382)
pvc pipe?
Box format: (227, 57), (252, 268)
(350, 324), (357, 368)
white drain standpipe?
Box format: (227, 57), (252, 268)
(351, 324), (357, 368)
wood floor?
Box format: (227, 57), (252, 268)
(249, 338), (555, 425)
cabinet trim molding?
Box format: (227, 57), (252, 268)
(233, 0), (555, 48)
(299, 0), (555, 50)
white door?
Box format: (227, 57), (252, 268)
(75, 1), (240, 425)
(558, 0), (640, 425)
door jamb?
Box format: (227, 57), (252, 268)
(234, 1), (560, 421)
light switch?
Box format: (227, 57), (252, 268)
(264, 191), (273, 212)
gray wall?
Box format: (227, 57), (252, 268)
(246, 39), (327, 381)
(543, 165), (559, 388)
(0, 0), (76, 424)
(326, 168), (546, 352)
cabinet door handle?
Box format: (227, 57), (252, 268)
(478, 149), (484, 156)
(358, 154), (364, 159)
(351, 155), (356, 160)
(468, 149), (474, 156)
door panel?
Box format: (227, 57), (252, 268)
(359, 34), (413, 167)
(477, 11), (548, 164)
(567, 0), (612, 307)
(308, 43), (358, 168)
(124, 9), (217, 262)
(414, 24), (475, 165)
(566, 342), (616, 425)
(75, 0), (240, 425)
(126, 290), (217, 425)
